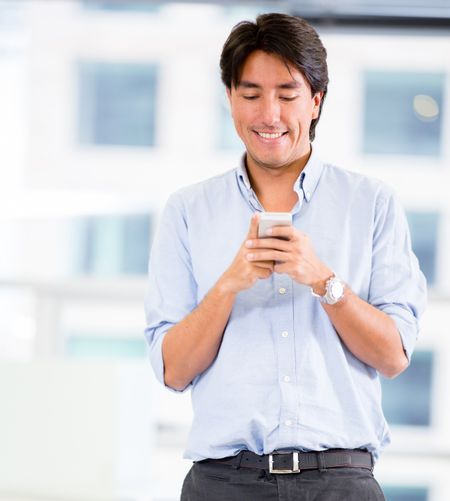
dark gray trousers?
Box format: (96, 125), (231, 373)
(181, 461), (386, 501)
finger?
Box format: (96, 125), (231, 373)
(258, 268), (273, 280)
(247, 250), (288, 262)
(253, 260), (274, 271)
(245, 238), (291, 251)
(273, 262), (288, 274)
(246, 212), (260, 240)
(266, 225), (298, 240)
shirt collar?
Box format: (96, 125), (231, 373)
(236, 146), (325, 204)
(237, 153), (252, 192)
(296, 146), (324, 203)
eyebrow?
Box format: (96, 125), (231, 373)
(237, 80), (302, 90)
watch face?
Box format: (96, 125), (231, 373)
(330, 280), (344, 300)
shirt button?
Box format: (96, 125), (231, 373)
(306, 191), (311, 199)
(285, 419), (292, 427)
(281, 331), (289, 338)
(283, 376), (291, 383)
(278, 287), (287, 294)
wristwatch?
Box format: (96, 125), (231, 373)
(311, 274), (345, 305)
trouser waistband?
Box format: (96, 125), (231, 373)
(201, 449), (373, 474)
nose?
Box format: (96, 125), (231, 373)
(260, 96), (281, 126)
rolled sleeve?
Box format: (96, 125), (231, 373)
(144, 193), (197, 393)
(369, 189), (427, 362)
(145, 323), (190, 393)
(145, 322), (168, 387)
(376, 303), (420, 362)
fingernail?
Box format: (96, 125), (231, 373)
(246, 253), (254, 261)
(266, 228), (272, 236)
(245, 240), (253, 248)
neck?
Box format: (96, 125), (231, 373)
(245, 149), (311, 212)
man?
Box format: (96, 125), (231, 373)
(145, 13), (426, 500)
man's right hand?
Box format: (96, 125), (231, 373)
(162, 214), (273, 390)
(217, 213), (274, 295)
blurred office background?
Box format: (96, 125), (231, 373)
(0, 1), (449, 500)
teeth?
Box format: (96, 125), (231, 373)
(257, 132), (284, 139)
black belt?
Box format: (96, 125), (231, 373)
(202, 449), (373, 474)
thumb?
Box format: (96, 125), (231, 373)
(247, 212), (260, 240)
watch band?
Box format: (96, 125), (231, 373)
(311, 274), (345, 305)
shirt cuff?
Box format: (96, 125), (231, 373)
(149, 328), (191, 394)
(378, 303), (419, 362)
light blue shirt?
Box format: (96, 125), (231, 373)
(144, 149), (427, 462)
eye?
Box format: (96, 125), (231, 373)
(280, 96), (298, 102)
(243, 95), (259, 100)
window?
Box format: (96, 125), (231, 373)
(363, 71), (444, 156)
(222, 4), (288, 19)
(407, 211), (439, 286)
(382, 485), (428, 501)
(82, 1), (160, 12)
(381, 350), (433, 426)
(66, 335), (146, 359)
(71, 213), (151, 276)
(78, 62), (158, 147)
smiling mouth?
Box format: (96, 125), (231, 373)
(255, 131), (287, 139)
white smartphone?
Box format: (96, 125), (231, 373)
(258, 212), (292, 238)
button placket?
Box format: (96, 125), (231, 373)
(273, 276), (297, 442)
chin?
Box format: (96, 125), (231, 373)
(256, 159), (289, 170)
(249, 151), (287, 166)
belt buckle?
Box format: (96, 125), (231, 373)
(269, 452), (300, 474)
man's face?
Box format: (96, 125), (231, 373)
(227, 50), (323, 172)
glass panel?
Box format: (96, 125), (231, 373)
(406, 211), (439, 286)
(363, 71), (444, 156)
(82, 1), (160, 12)
(382, 485), (428, 501)
(122, 214), (152, 274)
(381, 350), (433, 426)
(222, 4), (288, 19)
(66, 335), (147, 359)
(72, 214), (151, 276)
(78, 61), (157, 147)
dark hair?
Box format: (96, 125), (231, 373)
(220, 13), (328, 141)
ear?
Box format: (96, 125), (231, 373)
(226, 86), (232, 104)
(311, 91), (324, 120)
(224, 86), (234, 116)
